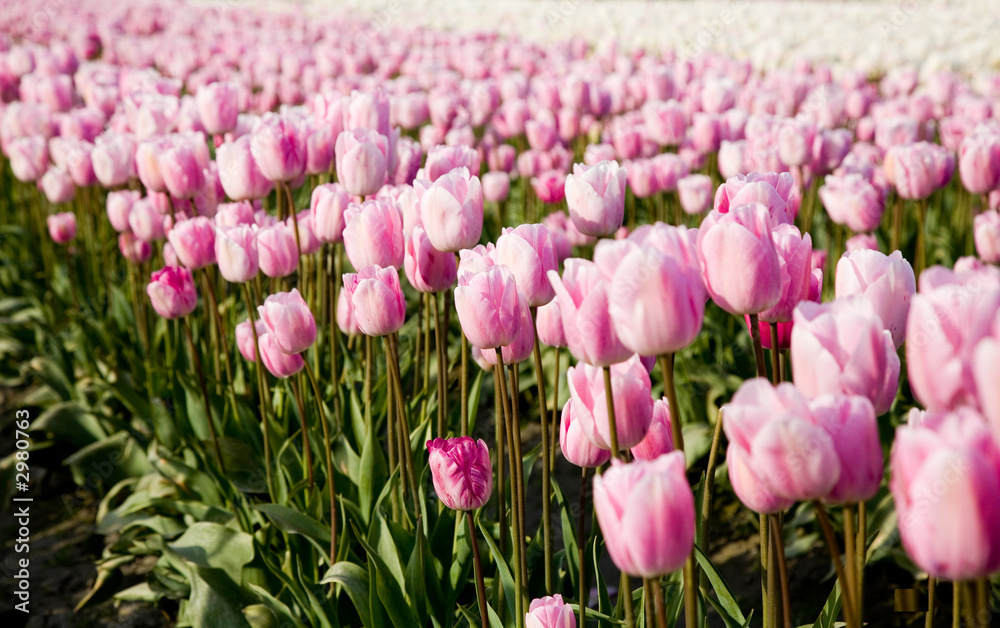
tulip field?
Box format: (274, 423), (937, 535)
(3, 1), (1000, 627)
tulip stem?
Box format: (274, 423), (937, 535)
(468, 513), (489, 628)
(770, 514), (791, 628)
(683, 556), (699, 628)
(201, 269), (238, 428)
(493, 367), (507, 561)
(578, 467), (588, 628)
(891, 194), (903, 253)
(531, 311), (553, 594)
(926, 577), (935, 628)
(658, 353), (686, 454)
(962, 581), (977, 627)
(241, 283), (274, 500)
(916, 197), (928, 277)
(747, 313), (769, 379)
(620, 572), (636, 628)
(760, 513), (769, 628)
(182, 316), (226, 474)
(856, 501), (867, 622)
(284, 182), (304, 266)
(550, 348), (561, 473)
(387, 333), (421, 523)
(651, 579), (668, 628)
(423, 292), (432, 400)
(976, 578), (988, 627)
(506, 360), (529, 588)
(700, 409), (724, 566)
(843, 505), (858, 627)
(953, 581), (961, 628)
(494, 356), (524, 628)
(432, 292), (447, 438)
(602, 366), (624, 460)
(303, 359), (337, 566)
(461, 333), (469, 436)
(769, 324), (780, 385)
(291, 375), (315, 488)
(813, 501), (859, 628)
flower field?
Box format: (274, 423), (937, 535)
(1, 1), (999, 627)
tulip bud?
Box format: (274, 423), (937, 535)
(146, 266), (198, 319)
(414, 166), (484, 253)
(167, 216), (216, 269)
(215, 224), (258, 284)
(343, 198), (405, 270)
(46, 211), (76, 243)
(258, 288), (317, 354)
(564, 160), (627, 237)
(342, 265), (407, 337)
(567, 355), (653, 450)
(256, 223), (300, 278)
(426, 437), (493, 511)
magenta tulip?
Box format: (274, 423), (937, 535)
(160, 140), (206, 199)
(426, 437), (493, 511)
(343, 198), (405, 270)
(810, 394), (883, 503)
(146, 266), (198, 319)
(167, 216), (216, 269)
(478, 297), (535, 366)
(119, 233), (152, 264)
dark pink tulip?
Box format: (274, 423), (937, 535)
(40, 167), (75, 204)
(567, 355), (653, 450)
(236, 318), (267, 362)
(404, 225), (457, 293)
(335, 127), (388, 197)
(455, 264), (521, 349)
(259, 330), (305, 378)
(810, 394), (883, 503)
(146, 266), (197, 319)
(250, 112), (307, 183)
(819, 173), (884, 233)
(119, 233), (152, 264)
(310, 183), (351, 244)
(258, 288), (316, 354)
(217, 135), (274, 201)
(759, 224), (813, 323)
(196, 81), (239, 136)
(426, 437), (492, 511)
(697, 203), (782, 315)
(559, 400), (611, 468)
(564, 160), (627, 237)
(343, 198), (405, 270)
(479, 297), (535, 366)
(531, 170), (567, 204)
(593, 452), (694, 578)
(890, 408), (1000, 580)
(167, 216), (216, 269)
(974, 210), (1000, 263)
(215, 224), (258, 284)
(46, 211), (76, 243)
(547, 259), (632, 366)
(256, 223), (299, 278)
(414, 167), (484, 253)
(677, 174), (714, 215)
(835, 249), (916, 348)
(91, 133), (135, 187)
(8, 136), (48, 182)
(630, 398), (675, 461)
(342, 265), (407, 337)
(494, 223), (558, 307)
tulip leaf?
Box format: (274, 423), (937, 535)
(811, 581), (843, 628)
(167, 521), (255, 583)
(552, 477), (580, 590)
(368, 510), (408, 595)
(353, 523), (419, 628)
(320, 562), (373, 628)
(478, 519), (518, 622)
(406, 523), (429, 626)
(693, 544), (747, 624)
(592, 536), (613, 626)
(252, 504), (330, 558)
(566, 604), (625, 625)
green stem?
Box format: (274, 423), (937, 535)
(506, 360), (528, 589)
(844, 505), (858, 628)
(531, 312), (553, 594)
(182, 316), (225, 473)
(303, 360), (337, 565)
(769, 323), (780, 385)
(494, 356), (523, 628)
(856, 501), (867, 624)
(953, 581), (961, 628)
(578, 467), (588, 628)
(700, 409), (724, 559)
(652, 578), (668, 628)
(814, 501), (859, 628)
(602, 366), (623, 460)
(388, 332), (421, 522)
(241, 283), (274, 500)
(291, 375), (315, 488)
(761, 513), (769, 628)
(550, 348), (560, 473)
(432, 292), (447, 438)
(747, 313), (768, 379)
(770, 514), (791, 628)
(926, 577), (935, 628)
(468, 513), (489, 628)
(658, 353), (686, 454)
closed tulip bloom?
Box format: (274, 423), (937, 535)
(335, 127), (388, 197)
(342, 265), (407, 337)
(889, 142), (953, 200)
(697, 203), (782, 315)
(532, 170), (568, 204)
(608, 241), (705, 355)
(758, 224), (813, 323)
(559, 400), (611, 468)
(495, 223), (558, 307)
(251, 112), (307, 182)
(959, 134), (1000, 195)
(160, 140), (206, 199)
(9, 136), (48, 182)
(215, 201), (257, 227)
(778, 120), (814, 167)
(536, 300), (567, 349)
(310, 183), (351, 244)
(593, 452), (694, 578)
(258, 289), (316, 354)
(426, 437), (493, 511)
(46, 212), (76, 243)
(215, 224), (258, 283)
(404, 225), (457, 293)
(525, 594), (576, 628)
(548, 259), (632, 366)
(890, 408), (1000, 581)
(107, 190), (140, 233)
(526, 118), (559, 152)
(422, 145), (481, 182)
(128, 198), (166, 242)
(236, 318), (267, 362)
(455, 264), (521, 349)
(119, 233), (152, 264)
(643, 100), (686, 146)
(835, 249), (916, 348)
(819, 173), (885, 233)
(482, 171), (510, 202)
(974, 210), (1000, 263)
(479, 297), (535, 366)
(344, 87), (391, 139)
(163, 242), (180, 268)
(677, 174), (714, 215)
(810, 394), (883, 503)
(259, 330), (305, 378)
(626, 159), (659, 199)
(287, 210), (321, 256)
(196, 82), (239, 136)
(718, 140), (747, 179)
(40, 167), (75, 204)
(630, 398), (675, 461)
(256, 223), (299, 278)
(691, 112), (723, 154)
(337, 288), (362, 336)
(652, 153), (689, 192)
(567, 355), (653, 450)
(343, 198), (405, 270)
(906, 265), (1000, 412)
(217, 135), (274, 201)
(973, 317), (1000, 429)
(846, 233), (879, 252)
(146, 266), (198, 319)
(135, 137), (171, 193)
(724, 379), (840, 508)
(91, 134), (135, 187)
(564, 160), (627, 237)
(167, 217), (216, 269)
(414, 166), (484, 253)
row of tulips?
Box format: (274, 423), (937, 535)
(3, 1), (1000, 627)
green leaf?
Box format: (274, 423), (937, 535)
(811, 581), (843, 628)
(247, 583), (307, 628)
(553, 478), (580, 590)
(30, 401), (106, 445)
(168, 521), (255, 583)
(252, 504), (330, 558)
(353, 522), (420, 628)
(368, 512), (408, 595)
(321, 562), (373, 628)
(479, 518), (517, 622)
(693, 544), (747, 625)
(184, 565), (253, 628)
(566, 604), (625, 625)
(592, 537), (612, 626)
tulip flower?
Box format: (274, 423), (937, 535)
(532, 170), (568, 204)
(835, 249), (916, 348)
(167, 216), (216, 270)
(547, 259), (633, 366)
(217, 135), (274, 201)
(335, 127), (388, 197)
(494, 224), (558, 307)
(482, 171), (510, 202)
(478, 297), (535, 366)
(564, 160), (627, 237)
(344, 87), (391, 139)
(215, 201), (257, 228)
(974, 210), (1000, 263)
(119, 233), (152, 264)
(677, 174), (714, 215)
(810, 394), (883, 503)
(536, 300), (566, 348)
(888, 142), (954, 200)
(845, 233), (879, 252)
(559, 400), (611, 468)
(758, 224), (813, 323)
(251, 112), (307, 182)
(258, 330), (305, 378)
(106, 190), (140, 233)
(236, 318), (268, 362)
(566, 355), (653, 450)
(256, 223), (299, 278)
(9, 136), (48, 182)
(404, 226), (457, 293)
(342, 265), (407, 337)
(422, 144), (481, 182)
(593, 452), (695, 578)
(415, 166), (484, 252)
(258, 288), (317, 354)
(630, 398), (675, 461)
(343, 198), (405, 270)
(128, 198), (166, 242)
(135, 137), (172, 193)
(215, 224), (258, 283)
(337, 289), (362, 336)
(160, 140), (206, 199)
(147, 266), (198, 319)
(91, 134), (135, 187)
(455, 264), (521, 349)
(819, 173), (885, 233)
(310, 183), (351, 244)
(46, 212), (76, 244)
(526, 595), (576, 628)
(40, 167), (75, 204)
(426, 437), (493, 511)
(958, 134), (1000, 195)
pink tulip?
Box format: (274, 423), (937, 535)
(564, 160), (627, 237)
(846, 233), (879, 252)
(9, 136), (48, 182)
(482, 171), (510, 202)
(819, 173), (885, 233)
(697, 203), (782, 315)
(337, 289), (362, 336)
(536, 300), (566, 348)
(887, 142), (954, 200)
(343, 198), (405, 270)
(119, 233), (152, 264)
(455, 264), (522, 349)
(630, 398), (675, 461)
(547, 259), (633, 366)
(691, 112), (723, 154)
(259, 330), (305, 378)
(40, 167), (75, 204)
(236, 319), (267, 362)
(256, 223), (299, 278)
(531, 170), (568, 205)
(652, 153), (689, 192)
(758, 224), (813, 323)
(810, 394), (883, 503)
(215, 201), (257, 228)
(342, 265), (407, 337)
(107, 190), (140, 233)
(414, 166), (484, 253)
(567, 355), (653, 450)
(287, 211), (321, 256)
(344, 87), (391, 140)
(713, 172), (796, 224)
(973, 315), (1000, 431)
(559, 400), (611, 468)
(723, 379), (840, 508)
(310, 183), (351, 244)
(494, 224), (558, 307)
(196, 82), (239, 136)
(335, 127), (389, 197)
(404, 225), (457, 293)
(91, 134), (135, 187)
(46, 212), (76, 243)
(217, 135), (274, 201)
(525, 594), (576, 628)
(422, 145), (481, 182)
(167, 217), (215, 270)
(250, 112), (307, 182)
(677, 174), (714, 215)
(258, 288), (316, 354)
(135, 137), (172, 193)
(128, 198), (166, 242)
(959, 134), (1000, 195)
(146, 266), (198, 319)
(305, 124), (335, 175)
(974, 210), (1000, 263)
(392, 137), (422, 186)
(426, 437), (493, 511)
(593, 452), (694, 577)
(215, 224), (258, 284)
(835, 249), (916, 348)
(890, 408), (1000, 580)
(643, 100), (686, 146)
